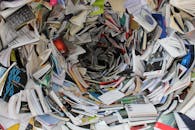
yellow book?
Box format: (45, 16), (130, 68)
(7, 124), (20, 130)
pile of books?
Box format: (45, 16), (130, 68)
(0, 0), (195, 130)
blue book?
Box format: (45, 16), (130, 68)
(152, 14), (166, 39)
(1, 65), (27, 102)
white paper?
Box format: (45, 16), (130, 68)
(95, 121), (130, 130)
(98, 90), (125, 105)
(186, 105), (195, 120)
(0, 6), (22, 18)
(33, 63), (51, 79)
(124, 0), (147, 15)
(70, 10), (88, 27)
(164, 74), (191, 96)
(66, 122), (90, 130)
(132, 48), (145, 77)
(0, 21), (17, 47)
(8, 92), (21, 119)
(0, 0), (31, 10)
(0, 115), (19, 129)
(174, 112), (190, 130)
(170, 0), (195, 17)
(184, 29), (195, 43)
(0, 47), (12, 67)
(158, 36), (186, 58)
(0, 99), (8, 117)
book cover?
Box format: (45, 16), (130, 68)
(1, 66), (27, 102)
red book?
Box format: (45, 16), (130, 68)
(155, 122), (178, 130)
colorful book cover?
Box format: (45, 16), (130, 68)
(1, 66), (27, 102)
(154, 113), (178, 130)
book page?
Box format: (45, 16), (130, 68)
(9, 25), (40, 49)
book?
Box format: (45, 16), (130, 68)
(36, 114), (60, 126)
(0, 21), (17, 48)
(0, 47), (12, 67)
(158, 36), (186, 58)
(25, 79), (51, 114)
(71, 65), (89, 89)
(8, 24), (40, 48)
(98, 89), (125, 105)
(33, 63), (52, 79)
(133, 9), (157, 32)
(1, 65), (27, 102)
(154, 113), (178, 130)
(120, 95), (148, 104)
(125, 103), (158, 119)
(6, 5), (35, 30)
(124, 0), (147, 15)
(26, 89), (44, 116)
